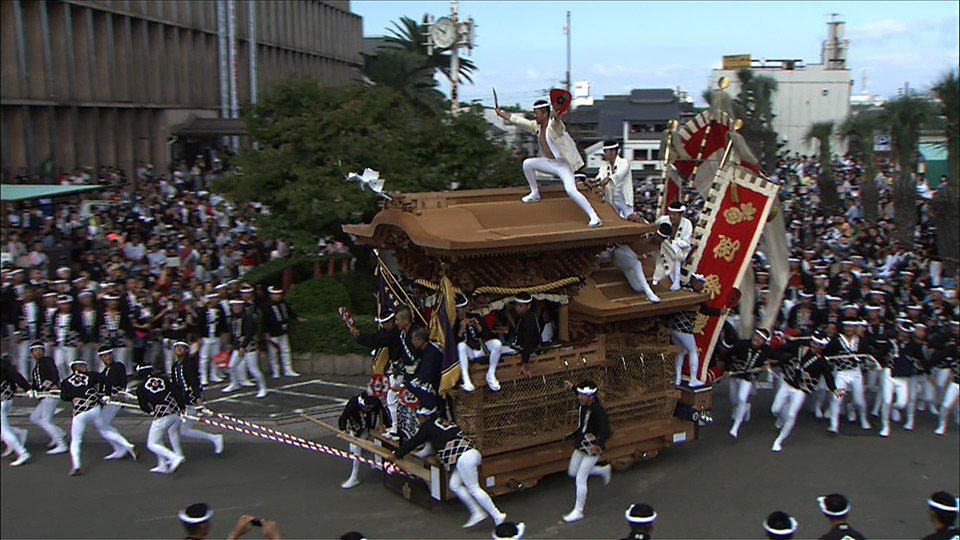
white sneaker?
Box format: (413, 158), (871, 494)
(587, 218), (604, 228)
(10, 452), (30, 467)
(460, 379), (476, 392)
(270, 373), (280, 380)
(240, 381), (256, 387)
(256, 388), (268, 399)
(935, 425), (946, 435)
(729, 426), (739, 439)
(463, 512), (487, 528)
(222, 384), (240, 393)
(904, 420), (914, 431)
(48, 442), (68, 455)
(771, 440), (783, 452)
(486, 375), (501, 392)
(340, 476), (361, 489)
(213, 434), (224, 455)
(209, 376), (223, 383)
(200, 378), (209, 386)
(861, 420), (872, 430)
(521, 193), (541, 204)
(562, 509), (584, 523)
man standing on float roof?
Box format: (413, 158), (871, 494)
(494, 100), (604, 228)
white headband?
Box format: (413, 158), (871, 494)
(624, 505), (657, 524)
(178, 507), (214, 524)
(928, 497), (960, 512)
(173, 341), (189, 349)
(817, 496), (849, 517)
(416, 406), (437, 416)
(533, 102), (550, 110)
(812, 336), (830, 346)
(602, 142), (619, 150)
(762, 517), (798, 535)
(576, 385), (598, 396)
(668, 204), (686, 213)
(97, 348), (114, 357)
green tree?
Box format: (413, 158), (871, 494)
(882, 95), (937, 249)
(216, 77), (519, 247)
(803, 121), (842, 214)
(840, 108), (885, 223)
(359, 48), (445, 113)
(930, 69), (959, 274)
(382, 15), (477, 84)
(733, 69), (781, 172)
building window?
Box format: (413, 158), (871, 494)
(649, 149), (659, 161)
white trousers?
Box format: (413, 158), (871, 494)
(611, 246), (656, 297)
(521, 157), (600, 222)
(176, 406), (219, 452)
(70, 406), (133, 470)
(669, 330), (699, 385)
(938, 382), (960, 432)
(30, 397), (65, 445)
(730, 379), (754, 435)
(344, 430), (372, 483)
(54, 346), (76, 379)
(830, 369), (868, 431)
(450, 449), (502, 520)
(100, 403), (121, 426)
(772, 384), (807, 447)
(147, 414), (183, 469)
(385, 374), (402, 433)
(230, 350), (266, 392)
(199, 337), (222, 384)
(266, 334), (295, 377)
(457, 339), (503, 385)
(881, 370), (910, 431)
(1, 400), (28, 457)
(567, 449), (607, 513)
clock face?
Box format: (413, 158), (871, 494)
(432, 17), (457, 48)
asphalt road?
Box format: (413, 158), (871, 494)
(1, 376), (957, 540)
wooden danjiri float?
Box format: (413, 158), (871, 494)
(338, 100), (780, 506)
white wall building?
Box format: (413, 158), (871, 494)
(710, 20), (852, 156)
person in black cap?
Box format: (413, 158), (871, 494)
(455, 293), (504, 392)
(562, 379), (612, 523)
(494, 99), (603, 228)
(511, 293), (541, 379)
(136, 363), (185, 474)
(262, 285), (305, 378)
(493, 521), (526, 540)
(1, 354), (32, 466)
(622, 503), (656, 539)
(924, 491), (959, 539)
(179, 502), (214, 539)
(763, 511), (798, 539)
(170, 341), (224, 457)
(337, 389), (390, 489)
(28, 341), (68, 454)
(596, 139), (635, 220)
(816, 493), (865, 539)
(728, 328), (775, 439)
(61, 358), (138, 475)
(390, 405), (506, 530)
(769, 331), (839, 452)
(653, 200), (693, 291)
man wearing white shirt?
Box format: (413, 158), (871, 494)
(595, 140), (635, 221)
(653, 201), (694, 291)
(495, 100), (603, 228)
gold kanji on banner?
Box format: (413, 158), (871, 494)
(723, 202), (758, 225)
(703, 274), (722, 299)
(693, 312), (710, 335)
(712, 235), (741, 262)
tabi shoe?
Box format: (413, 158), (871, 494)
(861, 418), (872, 430)
(669, 282), (681, 291)
(521, 192), (541, 204)
(240, 381), (256, 387)
(486, 375), (501, 392)
(771, 440), (783, 452)
(340, 476), (361, 489)
(103, 451), (127, 461)
(460, 379), (476, 392)
(562, 509), (585, 523)
(270, 373), (280, 380)
(150, 464), (169, 474)
(645, 290), (661, 304)
(283, 369), (301, 377)
(221, 384), (240, 393)
(462, 512), (487, 528)
(729, 426), (740, 439)
(384, 430), (399, 441)
(494, 513), (507, 526)
(166, 455), (185, 474)
(903, 418), (914, 431)
(209, 375), (223, 383)
(256, 388), (268, 399)
(891, 408), (901, 422)
(69, 467), (83, 476)
(47, 441), (68, 455)
(935, 425), (946, 436)
(587, 218), (604, 228)
(879, 426), (890, 437)
(213, 434), (224, 455)
(10, 452), (31, 467)
(689, 379), (704, 388)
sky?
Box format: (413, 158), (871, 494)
(352, 1), (960, 107)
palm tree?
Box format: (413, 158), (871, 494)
(733, 69), (781, 172)
(882, 95), (936, 249)
(359, 49), (445, 114)
(930, 69), (959, 274)
(382, 16), (477, 85)
(840, 108), (885, 222)
(803, 121), (841, 214)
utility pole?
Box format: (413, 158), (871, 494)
(450, 1), (460, 116)
(564, 11), (571, 93)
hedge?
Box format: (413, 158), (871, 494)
(285, 272), (379, 354)
(289, 313), (379, 355)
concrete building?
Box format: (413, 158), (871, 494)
(566, 88), (694, 178)
(1, 0), (362, 181)
(710, 20), (853, 156)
